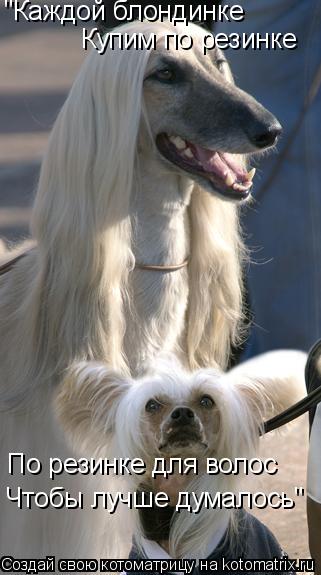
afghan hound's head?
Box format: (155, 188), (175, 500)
(141, 22), (281, 201)
(33, 21), (281, 232)
(29, 21), (281, 377)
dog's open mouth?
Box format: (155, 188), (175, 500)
(156, 133), (255, 201)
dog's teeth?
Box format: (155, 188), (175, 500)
(233, 182), (250, 192)
(247, 167), (256, 181)
(183, 148), (194, 159)
(170, 136), (186, 150)
(225, 173), (234, 187)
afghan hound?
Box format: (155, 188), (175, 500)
(0, 20), (281, 563)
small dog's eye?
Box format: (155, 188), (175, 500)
(200, 395), (214, 409)
(145, 399), (162, 413)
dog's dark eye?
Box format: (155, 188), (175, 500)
(200, 395), (214, 409)
(145, 399), (162, 413)
(152, 68), (175, 83)
(146, 60), (186, 84)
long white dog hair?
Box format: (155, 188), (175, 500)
(1, 20), (243, 409)
(55, 350), (306, 560)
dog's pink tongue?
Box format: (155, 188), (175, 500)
(192, 144), (247, 182)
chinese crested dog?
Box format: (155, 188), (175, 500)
(55, 350), (306, 560)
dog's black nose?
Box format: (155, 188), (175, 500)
(249, 122), (282, 149)
(171, 407), (194, 424)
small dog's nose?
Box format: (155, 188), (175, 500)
(171, 407), (194, 424)
(249, 122), (282, 149)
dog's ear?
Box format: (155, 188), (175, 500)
(226, 350), (307, 422)
(54, 361), (132, 456)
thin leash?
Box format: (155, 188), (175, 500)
(263, 339), (321, 435)
(0, 251), (31, 277)
(263, 385), (321, 434)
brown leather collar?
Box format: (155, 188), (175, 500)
(0, 250), (189, 276)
